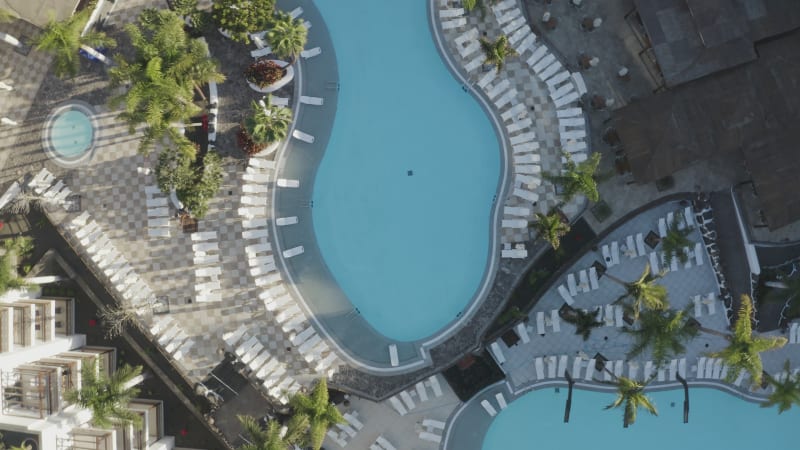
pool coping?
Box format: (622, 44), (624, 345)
(443, 377), (774, 450)
(41, 100), (99, 168)
(269, 0), (511, 376)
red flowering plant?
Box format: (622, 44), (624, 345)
(244, 60), (285, 88)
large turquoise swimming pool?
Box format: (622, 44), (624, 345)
(482, 388), (794, 450)
(312, 1), (500, 342)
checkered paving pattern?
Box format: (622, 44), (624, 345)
(439, 2), (585, 246)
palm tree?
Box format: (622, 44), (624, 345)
(245, 98), (293, 146)
(32, 8), (116, 78)
(761, 360), (800, 414)
(267, 12), (308, 63)
(289, 378), (345, 450)
(545, 152), (602, 203)
(237, 414), (308, 450)
(661, 219), (692, 264)
(64, 362), (143, 429)
(708, 295), (787, 386)
(624, 307), (698, 367)
(562, 307), (603, 340)
(604, 263), (669, 321)
(479, 34), (517, 74)
(173, 38), (226, 101)
(530, 211), (570, 250)
(109, 56), (200, 154)
(604, 376), (657, 428)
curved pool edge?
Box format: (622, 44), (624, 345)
(269, 0), (512, 376)
(443, 378), (774, 450)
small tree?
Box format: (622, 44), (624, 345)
(240, 98), (293, 155)
(65, 362), (144, 429)
(155, 139), (197, 193)
(545, 152), (602, 203)
(604, 376), (657, 428)
(176, 150), (224, 218)
(562, 307), (603, 341)
(761, 360), (800, 414)
(708, 295), (787, 386)
(661, 218), (692, 264)
(237, 414), (308, 450)
(530, 211), (569, 250)
(605, 263), (668, 321)
(98, 301), (140, 339)
(32, 8), (116, 78)
(267, 11), (307, 63)
(479, 34), (517, 74)
(624, 307), (698, 367)
(290, 379), (345, 450)
(212, 0), (275, 43)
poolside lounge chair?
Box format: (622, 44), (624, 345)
(388, 396), (407, 416)
(459, 40), (480, 58)
(588, 267), (599, 290)
(148, 228), (170, 238)
(242, 229), (269, 240)
(507, 118), (533, 134)
(501, 103), (526, 122)
(557, 284), (574, 305)
(551, 310), (561, 332)
(704, 358), (715, 379)
(535, 357), (546, 380)
(428, 375), (444, 397)
(515, 322), (530, 344)
(644, 361), (654, 380)
(494, 88), (518, 109)
(376, 436), (396, 450)
(400, 390), (416, 411)
(242, 184), (269, 194)
(490, 341), (506, 365)
(248, 158), (275, 171)
(504, 206), (530, 217)
(441, 17), (467, 30)
(790, 322), (799, 343)
(684, 206), (696, 228)
(567, 273), (578, 296)
(513, 141), (540, 153)
(300, 47), (321, 60)
(704, 293), (717, 315)
(584, 358), (596, 381)
(495, 8), (519, 24)
(578, 270), (590, 293)
(277, 178), (300, 188)
(649, 251), (660, 273)
(513, 187), (538, 203)
(536, 311), (546, 335)
(695, 358), (707, 378)
(243, 172), (271, 183)
(300, 95), (324, 106)
(481, 399), (497, 417)
(628, 362), (639, 380)
(292, 129), (315, 143)
(547, 355), (558, 378)
(415, 382), (429, 403)
(196, 267), (221, 278)
(540, 61), (564, 83)
(571, 357), (583, 379)
(557, 355), (568, 377)
(492, 0), (516, 13)
(658, 218), (668, 237)
(614, 306), (624, 328)
(668, 359), (678, 381)
(389, 344), (399, 367)
(440, 7), (465, 19)
(463, 53), (483, 72)
(553, 91), (580, 108)
(486, 79), (510, 100)
(657, 366), (666, 382)
(495, 392), (508, 410)
(502, 16), (526, 35)
(455, 27), (479, 47)
(694, 242), (704, 265)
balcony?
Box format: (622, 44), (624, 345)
(0, 365), (60, 418)
(63, 428), (117, 450)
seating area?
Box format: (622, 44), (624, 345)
(386, 375), (445, 416)
(144, 186), (171, 239)
(437, 0), (590, 260)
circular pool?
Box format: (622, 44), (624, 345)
(43, 101), (97, 167)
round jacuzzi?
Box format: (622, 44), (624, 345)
(43, 101), (97, 167)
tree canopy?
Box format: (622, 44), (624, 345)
(33, 8), (116, 78)
(546, 152), (603, 203)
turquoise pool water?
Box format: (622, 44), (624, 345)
(50, 109), (94, 159)
(482, 388), (794, 450)
(312, 1), (500, 342)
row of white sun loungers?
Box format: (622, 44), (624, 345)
(28, 169), (197, 366)
(480, 391), (508, 417)
(223, 324), (301, 403)
(387, 375), (445, 416)
(694, 357), (734, 381)
(647, 243), (704, 274)
(327, 410), (366, 448)
(144, 186), (171, 239)
(192, 230), (223, 302)
(369, 435), (397, 450)
(28, 170), (74, 207)
(534, 309), (562, 335)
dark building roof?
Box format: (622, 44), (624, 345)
(635, 0), (800, 87)
(614, 28), (800, 230)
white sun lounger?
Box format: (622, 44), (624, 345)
(455, 27), (479, 47)
(589, 267), (599, 290)
(532, 357), (544, 380)
(514, 173), (540, 187)
(388, 344), (399, 367)
(486, 79), (510, 100)
(459, 40), (480, 58)
(704, 293), (717, 315)
(300, 47), (321, 59)
(463, 54), (483, 72)
(571, 357), (583, 379)
(507, 118), (533, 134)
(481, 399), (497, 416)
(579, 270), (590, 293)
(547, 355), (558, 378)
(495, 8), (519, 24)
(502, 219), (527, 229)
(242, 229), (269, 240)
(510, 132), (536, 146)
(504, 206), (530, 217)
(694, 242), (704, 265)
(428, 375), (443, 397)
(502, 16), (525, 35)
(557, 284), (574, 305)
(283, 246), (304, 258)
(490, 341), (506, 365)
(148, 228), (170, 238)
(243, 172), (270, 183)
(300, 95), (324, 106)
(501, 103), (527, 121)
(477, 70), (497, 90)
(495, 392), (508, 410)
(536, 311), (546, 335)
(191, 231), (217, 242)
(389, 396), (407, 416)
(251, 262), (277, 277)
(441, 17), (467, 30)
(649, 252), (660, 273)
(242, 184), (269, 194)
(440, 7), (465, 19)
(567, 273), (578, 296)
(399, 390), (416, 411)
(704, 358), (715, 379)
(615, 306), (624, 327)
(275, 216), (298, 226)
(243, 218), (268, 229)
(553, 91), (580, 108)
(515, 322), (531, 344)
(494, 89), (518, 109)
(644, 361), (654, 380)
(248, 158), (275, 171)
(513, 187), (538, 202)
(196, 267), (221, 278)
(277, 178), (300, 188)
(551, 310), (561, 332)
(292, 129), (315, 143)
(584, 358), (596, 380)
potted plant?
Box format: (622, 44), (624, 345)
(244, 59), (294, 93)
(212, 0), (275, 43)
(237, 97), (292, 155)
